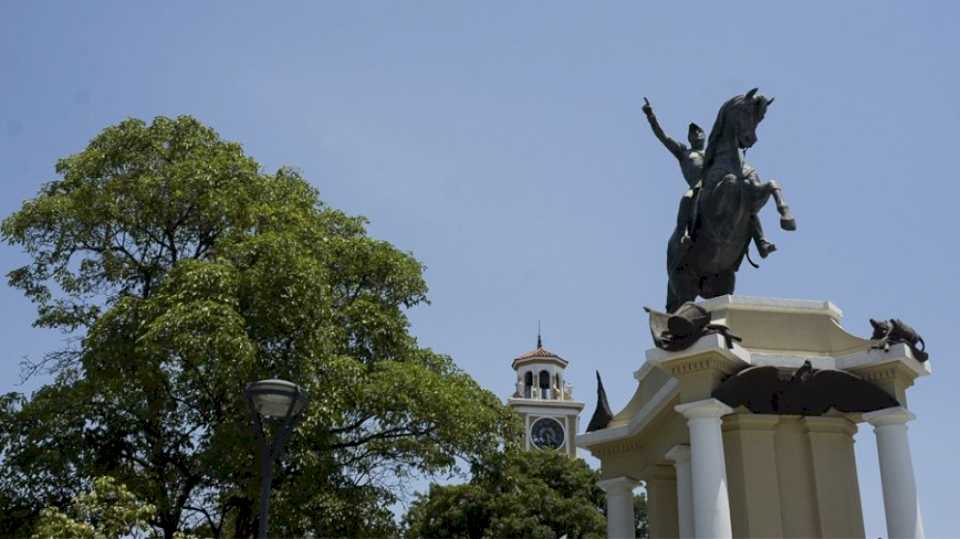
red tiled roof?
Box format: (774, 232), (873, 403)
(512, 346), (568, 367)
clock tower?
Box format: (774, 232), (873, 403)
(507, 335), (584, 457)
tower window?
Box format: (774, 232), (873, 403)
(539, 370), (550, 399)
(524, 371), (533, 398)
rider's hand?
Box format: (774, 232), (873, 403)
(642, 97), (653, 116)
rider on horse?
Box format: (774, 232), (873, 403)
(642, 98), (777, 259)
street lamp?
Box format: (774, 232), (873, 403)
(245, 379), (309, 539)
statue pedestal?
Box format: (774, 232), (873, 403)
(577, 296), (930, 539)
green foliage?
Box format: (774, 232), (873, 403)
(403, 449), (608, 539)
(634, 492), (649, 539)
(32, 476), (156, 539)
(1, 116), (514, 537)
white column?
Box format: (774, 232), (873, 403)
(675, 399), (733, 539)
(666, 445), (694, 538)
(864, 407), (925, 539)
(598, 477), (639, 539)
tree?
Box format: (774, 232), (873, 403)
(403, 448), (608, 539)
(32, 476), (157, 539)
(1, 116), (514, 537)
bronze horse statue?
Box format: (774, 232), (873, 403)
(665, 89), (796, 312)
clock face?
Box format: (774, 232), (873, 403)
(530, 417), (565, 450)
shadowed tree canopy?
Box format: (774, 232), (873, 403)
(403, 448), (633, 539)
(0, 116), (514, 538)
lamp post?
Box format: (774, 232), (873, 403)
(245, 379), (308, 539)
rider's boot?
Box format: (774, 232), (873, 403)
(757, 239), (777, 258)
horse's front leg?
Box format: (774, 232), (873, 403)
(764, 180), (796, 231)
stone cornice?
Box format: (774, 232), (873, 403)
(840, 344), (931, 379)
(645, 333), (751, 367)
(700, 295), (843, 320)
(591, 436), (646, 458)
(507, 398), (584, 412)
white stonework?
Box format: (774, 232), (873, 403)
(675, 399), (734, 539)
(574, 296), (931, 538)
(864, 407), (925, 539)
(665, 445), (694, 539)
(598, 477), (639, 539)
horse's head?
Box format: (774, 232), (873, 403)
(707, 88), (775, 155)
(729, 88), (774, 149)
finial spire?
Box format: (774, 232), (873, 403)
(537, 320), (542, 349)
(587, 370), (614, 432)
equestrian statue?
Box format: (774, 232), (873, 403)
(642, 88), (796, 312)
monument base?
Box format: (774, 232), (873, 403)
(577, 296), (930, 539)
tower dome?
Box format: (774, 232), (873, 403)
(511, 335), (571, 400)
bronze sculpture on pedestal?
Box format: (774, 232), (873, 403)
(643, 89), (796, 313)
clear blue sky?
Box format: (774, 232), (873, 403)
(2, 2), (958, 535)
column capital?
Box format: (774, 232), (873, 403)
(665, 444), (691, 463)
(675, 398), (733, 419)
(598, 476), (640, 494)
(863, 406), (916, 428)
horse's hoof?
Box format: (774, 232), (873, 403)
(780, 216), (796, 231)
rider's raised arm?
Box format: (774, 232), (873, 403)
(643, 105), (685, 159)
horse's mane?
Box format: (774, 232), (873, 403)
(703, 94), (743, 170)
